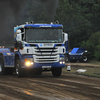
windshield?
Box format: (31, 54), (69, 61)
(25, 29), (63, 43)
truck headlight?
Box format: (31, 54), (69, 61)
(59, 57), (65, 64)
(25, 58), (34, 66)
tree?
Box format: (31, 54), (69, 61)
(55, 0), (91, 48)
(23, 0), (47, 23)
(81, 31), (100, 60)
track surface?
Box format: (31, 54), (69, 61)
(0, 71), (100, 100)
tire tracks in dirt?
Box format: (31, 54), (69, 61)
(0, 73), (100, 100)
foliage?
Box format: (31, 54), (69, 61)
(55, 0), (100, 60)
(23, 0), (100, 60)
(55, 0), (93, 48)
(94, 38), (100, 61)
(81, 31), (100, 60)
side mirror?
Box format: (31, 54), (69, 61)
(16, 29), (21, 34)
(18, 42), (23, 49)
(16, 34), (22, 41)
(63, 33), (68, 41)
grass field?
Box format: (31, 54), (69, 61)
(63, 63), (100, 78)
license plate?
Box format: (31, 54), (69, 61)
(42, 66), (51, 68)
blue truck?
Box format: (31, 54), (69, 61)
(0, 21), (69, 77)
(0, 47), (14, 75)
(69, 48), (88, 62)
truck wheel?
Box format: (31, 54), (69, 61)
(52, 68), (62, 77)
(65, 54), (69, 63)
(82, 56), (88, 62)
(0, 59), (4, 74)
(79, 55), (88, 62)
(0, 55), (6, 75)
(65, 57), (68, 63)
(16, 60), (24, 77)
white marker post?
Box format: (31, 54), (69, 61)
(67, 63), (71, 71)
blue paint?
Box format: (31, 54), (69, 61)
(0, 48), (14, 56)
(14, 26), (21, 33)
(70, 48), (79, 54)
(25, 24), (63, 28)
(27, 49), (29, 53)
(25, 44), (30, 46)
(39, 44), (43, 47)
(0, 48), (14, 66)
(4, 56), (14, 66)
(60, 54), (65, 57)
(65, 41), (68, 54)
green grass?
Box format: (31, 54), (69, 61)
(62, 65), (100, 78)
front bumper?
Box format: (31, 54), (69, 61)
(21, 62), (65, 69)
(69, 55), (82, 60)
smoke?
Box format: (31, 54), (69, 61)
(46, 0), (59, 22)
(40, 0), (59, 22)
(0, 0), (59, 46)
(0, 0), (27, 46)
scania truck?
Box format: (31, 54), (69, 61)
(0, 21), (68, 77)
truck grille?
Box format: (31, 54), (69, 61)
(34, 47), (59, 63)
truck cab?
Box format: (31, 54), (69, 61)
(14, 22), (68, 77)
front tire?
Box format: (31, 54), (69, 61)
(15, 60), (24, 77)
(52, 68), (62, 77)
(79, 55), (88, 62)
(82, 56), (88, 62)
(65, 54), (69, 63)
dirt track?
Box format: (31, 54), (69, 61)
(0, 70), (100, 100)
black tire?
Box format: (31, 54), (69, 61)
(15, 60), (24, 77)
(0, 55), (6, 75)
(52, 68), (62, 77)
(79, 54), (88, 62)
(82, 56), (88, 62)
(65, 54), (69, 63)
(79, 55), (88, 62)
